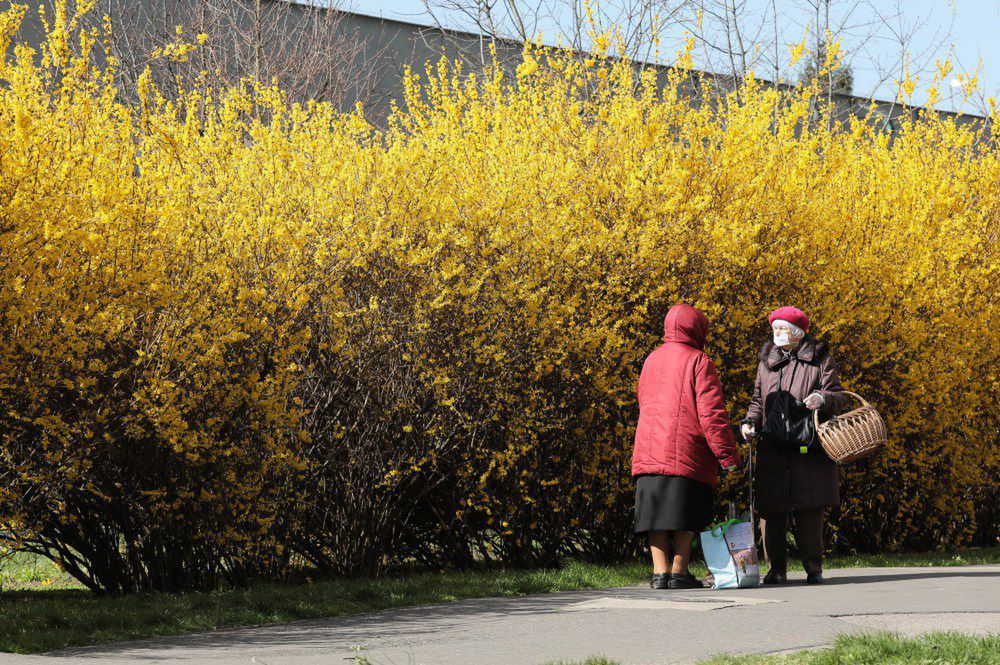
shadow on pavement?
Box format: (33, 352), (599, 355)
(46, 568), (1000, 660)
(47, 588), (612, 660)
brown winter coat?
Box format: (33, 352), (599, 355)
(744, 337), (849, 514)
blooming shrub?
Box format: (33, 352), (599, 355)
(0, 3), (996, 592)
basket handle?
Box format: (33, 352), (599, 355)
(812, 390), (869, 429)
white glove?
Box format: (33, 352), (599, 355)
(803, 392), (826, 410)
(740, 423), (756, 441)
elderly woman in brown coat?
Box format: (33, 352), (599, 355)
(741, 307), (847, 585)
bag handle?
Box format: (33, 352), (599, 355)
(812, 390), (868, 430)
(710, 518), (741, 537)
(694, 517), (742, 550)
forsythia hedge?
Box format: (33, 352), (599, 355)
(0, 3), (996, 593)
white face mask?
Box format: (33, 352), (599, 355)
(772, 320), (804, 349)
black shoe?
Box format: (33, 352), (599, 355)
(666, 572), (705, 589)
(763, 569), (787, 585)
(806, 572), (824, 585)
(650, 573), (670, 589)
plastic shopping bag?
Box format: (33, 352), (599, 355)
(700, 519), (760, 589)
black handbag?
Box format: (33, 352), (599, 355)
(761, 390), (817, 453)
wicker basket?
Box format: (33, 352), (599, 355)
(813, 391), (887, 464)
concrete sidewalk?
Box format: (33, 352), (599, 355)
(12, 565), (1000, 665)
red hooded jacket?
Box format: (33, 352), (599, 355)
(631, 304), (740, 485)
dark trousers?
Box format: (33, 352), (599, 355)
(759, 508), (825, 576)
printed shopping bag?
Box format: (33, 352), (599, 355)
(700, 518), (760, 589)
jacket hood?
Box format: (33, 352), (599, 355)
(663, 303), (709, 350)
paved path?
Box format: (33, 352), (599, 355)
(8, 565), (1000, 665)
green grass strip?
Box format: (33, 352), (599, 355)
(698, 631), (1000, 664)
(542, 633), (1000, 665)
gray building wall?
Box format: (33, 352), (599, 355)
(328, 8), (525, 118)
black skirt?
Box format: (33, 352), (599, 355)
(634, 474), (715, 534)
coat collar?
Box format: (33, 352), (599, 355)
(762, 336), (825, 370)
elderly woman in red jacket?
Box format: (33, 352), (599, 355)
(632, 303), (741, 589)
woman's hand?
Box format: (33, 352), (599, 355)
(740, 423), (756, 441)
(803, 392), (826, 410)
